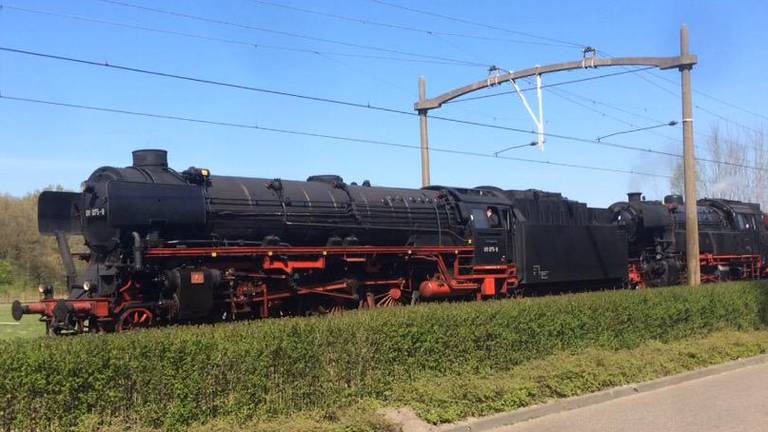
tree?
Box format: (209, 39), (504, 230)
(0, 186), (83, 291)
(671, 125), (767, 207)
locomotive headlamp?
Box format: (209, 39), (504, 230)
(181, 167), (211, 185)
(38, 284), (53, 299)
(83, 281), (93, 292)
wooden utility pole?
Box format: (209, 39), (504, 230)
(418, 77), (431, 187)
(680, 25), (701, 286)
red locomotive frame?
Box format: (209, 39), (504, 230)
(16, 245), (520, 333)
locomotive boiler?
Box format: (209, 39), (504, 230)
(12, 149), (627, 334)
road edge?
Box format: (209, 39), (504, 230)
(387, 352), (768, 432)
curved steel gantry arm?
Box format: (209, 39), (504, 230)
(414, 55), (697, 111)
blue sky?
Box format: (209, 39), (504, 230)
(1, 0), (766, 206)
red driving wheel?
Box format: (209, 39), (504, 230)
(116, 307), (154, 332)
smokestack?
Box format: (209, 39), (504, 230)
(132, 149), (168, 169)
(627, 192), (642, 203)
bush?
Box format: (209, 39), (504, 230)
(0, 260), (13, 285)
(0, 281), (766, 431)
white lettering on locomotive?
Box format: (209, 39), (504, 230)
(85, 208), (106, 217)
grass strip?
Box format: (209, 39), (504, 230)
(78, 329), (768, 432)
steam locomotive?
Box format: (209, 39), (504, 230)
(11, 150), (767, 334)
(611, 192), (768, 287)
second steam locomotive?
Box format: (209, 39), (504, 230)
(12, 150), (768, 334)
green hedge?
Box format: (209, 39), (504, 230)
(1, 282), (767, 431)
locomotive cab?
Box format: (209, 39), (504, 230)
(468, 205), (512, 265)
(429, 186), (514, 266)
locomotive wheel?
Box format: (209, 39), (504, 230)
(116, 308), (154, 332)
(373, 288), (404, 308)
(318, 304), (348, 315)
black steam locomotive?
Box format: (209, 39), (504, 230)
(11, 150), (767, 334)
(611, 192), (768, 287)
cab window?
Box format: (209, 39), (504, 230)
(470, 208), (489, 229)
(736, 214), (757, 231)
(469, 207), (505, 229)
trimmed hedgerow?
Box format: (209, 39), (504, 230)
(1, 281), (766, 431)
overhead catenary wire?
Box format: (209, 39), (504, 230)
(542, 86), (691, 146)
(0, 46), (416, 116)
(549, 70), (714, 146)
(23, 2), (760, 140)
(644, 70), (768, 123)
(243, 0), (574, 48)
(0, 93), (672, 179)
(493, 142), (537, 156)
(1, 45), (764, 173)
(303, 0), (768, 132)
(370, 0), (765, 136)
(596, 121), (678, 142)
(597, 51), (766, 136)
(368, 0), (587, 48)
(4, 2), (762, 183)
(553, 86), (714, 145)
(0, 3), (572, 125)
(634, 70), (764, 135)
(352, 0), (764, 156)
(0, 4), (479, 67)
(89, 0), (488, 67)
(545, 86), (679, 131)
(0, 3), (573, 125)
(261, 0), (768, 140)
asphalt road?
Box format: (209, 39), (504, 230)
(496, 362), (768, 432)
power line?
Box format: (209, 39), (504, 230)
(0, 46), (414, 115)
(430, 113), (763, 172)
(598, 55), (765, 135)
(0, 93), (671, 179)
(645, 70), (768, 122)
(548, 86), (676, 129)
(252, 0), (767, 137)
(0, 3), (552, 126)
(19, 3), (751, 146)
(0, 4), (555, 125)
(5, 3), (762, 176)
(529, 73), (681, 155)
(90, 0), (488, 67)
(638, 71), (762, 134)
(0, 4), (477, 67)
(444, 67), (656, 104)
(493, 142), (537, 156)
(694, 104), (763, 135)
(369, 0), (586, 48)
(596, 121), (677, 142)
(546, 86), (648, 128)
(2, 46), (763, 172)
(243, 0), (574, 48)
(543, 86), (690, 146)
(370, 0), (765, 134)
